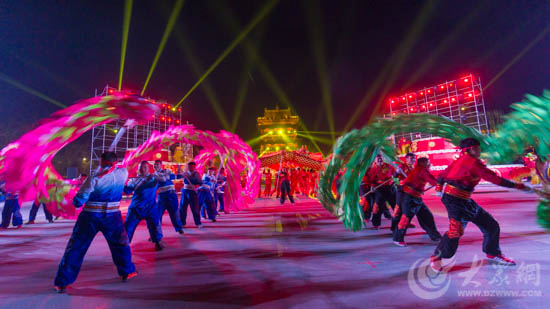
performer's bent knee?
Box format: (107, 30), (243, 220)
(397, 215), (410, 230)
(447, 218), (464, 239)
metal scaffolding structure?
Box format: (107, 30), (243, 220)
(89, 85), (191, 172)
(384, 74), (489, 143)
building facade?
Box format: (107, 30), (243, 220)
(256, 106), (300, 155)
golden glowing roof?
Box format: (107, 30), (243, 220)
(257, 106), (299, 127)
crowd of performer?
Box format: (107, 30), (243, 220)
(357, 137), (530, 272)
(0, 152), (228, 292)
(0, 137), (535, 289)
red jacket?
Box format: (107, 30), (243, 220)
(396, 162), (414, 186)
(367, 163), (395, 187)
(402, 165), (437, 197)
(362, 167), (372, 187)
(438, 154), (517, 191)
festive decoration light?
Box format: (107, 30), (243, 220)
(0, 95), (159, 217)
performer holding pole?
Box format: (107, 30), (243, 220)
(154, 160), (183, 235)
(199, 167), (218, 222)
(124, 161), (165, 251)
(180, 162), (203, 228)
(392, 157), (442, 246)
(215, 167), (227, 213)
(360, 166), (375, 223)
(392, 152), (416, 231)
(430, 138), (531, 272)
(368, 155), (396, 229)
(280, 169), (295, 204)
(54, 152), (136, 293)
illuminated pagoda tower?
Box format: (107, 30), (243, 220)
(256, 106), (300, 155)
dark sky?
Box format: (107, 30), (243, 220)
(1, 0), (549, 155)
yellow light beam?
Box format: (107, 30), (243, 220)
(172, 28), (231, 130)
(119, 0), (133, 91)
(297, 131), (344, 136)
(345, 0), (437, 130)
(175, 0), (279, 107)
(0, 72), (66, 108)
(6, 51), (87, 97)
(231, 22), (268, 132)
(207, 0), (323, 154)
(141, 0), (185, 95)
(369, 1), (437, 124)
(296, 133), (333, 145)
(472, 11), (541, 68)
(231, 65), (252, 132)
(400, 1), (487, 91)
(304, 0), (335, 143)
(246, 133), (268, 145)
(484, 23), (550, 91)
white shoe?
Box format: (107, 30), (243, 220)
(486, 254), (516, 266)
(430, 256), (443, 273)
(393, 241), (406, 247)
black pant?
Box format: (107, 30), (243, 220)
(280, 180), (294, 204)
(391, 187), (405, 231)
(393, 192), (441, 242)
(361, 185), (375, 220)
(371, 186), (395, 227)
(434, 194), (501, 259)
(180, 190), (202, 226)
(28, 201), (53, 222)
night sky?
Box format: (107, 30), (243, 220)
(1, 0), (549, 160)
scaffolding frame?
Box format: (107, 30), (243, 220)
(384, 74), (489, 143)
(89, 85), (190, 172)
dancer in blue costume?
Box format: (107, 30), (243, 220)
(199, 167), (218, 221)
(154, 160), (183, 234)
(54, 152), (137, 293)
(124, 161), (165, 251)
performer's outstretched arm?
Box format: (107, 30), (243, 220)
(475, 160), (526, 190)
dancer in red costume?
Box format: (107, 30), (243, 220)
(262, 169), (273, 197)
(392, 157), (441, 246)
(430, 138), (530, 272)
(392, 153), (416, 231)
(367, 155), (396, 229)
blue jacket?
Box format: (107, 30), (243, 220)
(182, 171), (202, 190)
(124, 175), (159, 209)
(73, 167), (128, 207)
